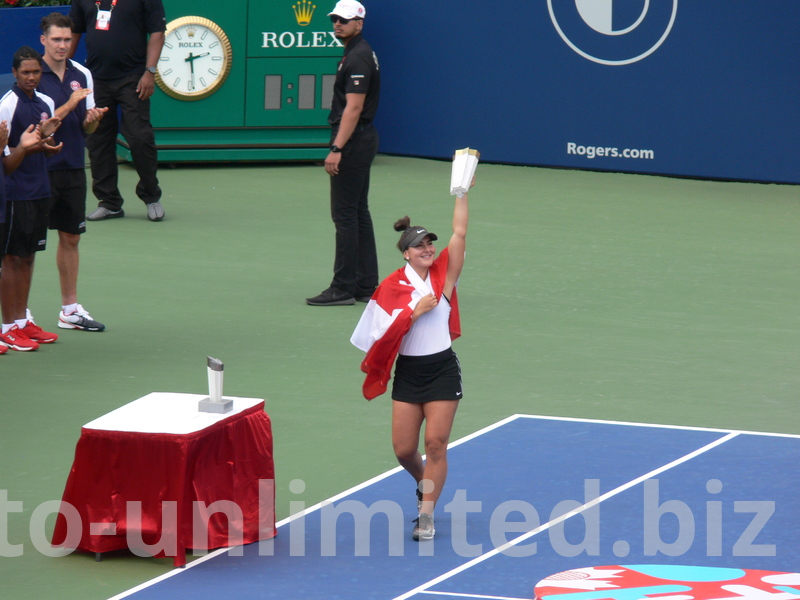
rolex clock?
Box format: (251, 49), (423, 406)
(156, 16), (233, 101)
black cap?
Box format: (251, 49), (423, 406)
(399, 227), (438, 252)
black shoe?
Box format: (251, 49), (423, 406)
(355, 286), (377, 303)
(306, 287), (356, 306)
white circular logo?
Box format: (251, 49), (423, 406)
(548, 0), (679, 66)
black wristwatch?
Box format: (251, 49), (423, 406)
(330, 144), (342, 153)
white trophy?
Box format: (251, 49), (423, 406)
(198, 356), (233, 413)
(450, 148), (480, 198)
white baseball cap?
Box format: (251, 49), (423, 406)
(328, 0), (366, 20)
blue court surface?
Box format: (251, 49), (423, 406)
(110, 415), (800, 600)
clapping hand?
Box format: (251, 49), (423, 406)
(18, 124), (43, 150)
(37, 116), (61, 139)
(84, 106), (108, 133)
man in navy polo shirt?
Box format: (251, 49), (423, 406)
(0, 46), (62, 352)
(38, 12), (108, 332)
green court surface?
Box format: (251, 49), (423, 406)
(0, 156), (797, 600)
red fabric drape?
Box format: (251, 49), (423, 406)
(52, 403), (275, 566)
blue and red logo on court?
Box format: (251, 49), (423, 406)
(536, 565), (800, 600)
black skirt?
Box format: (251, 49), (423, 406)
(392, 348), (463, 404)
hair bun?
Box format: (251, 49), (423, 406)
(393, 216), (411, 232)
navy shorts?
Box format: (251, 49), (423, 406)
(1, 199), (49, 257)
(48, 169), (87, 235)
(392, 348), (463, 404)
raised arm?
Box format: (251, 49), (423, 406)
(443, 181), (472, 299)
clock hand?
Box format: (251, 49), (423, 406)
(184, 52), (210, 64)
(185, 53), (195, 90)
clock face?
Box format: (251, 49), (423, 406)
(156, 17), (233, 101)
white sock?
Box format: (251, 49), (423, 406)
(63, 303), (79, 315)
(2, 323), (13, 334)
(16, 319), (28, 330)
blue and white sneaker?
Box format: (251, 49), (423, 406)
(58, 304), (105, 332)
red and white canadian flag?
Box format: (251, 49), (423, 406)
(351, 248), (460, 399)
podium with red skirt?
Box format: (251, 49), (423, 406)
(51, 392), (276, 567)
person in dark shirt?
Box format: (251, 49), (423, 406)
(68, 0), (166, 222)
(306, 0), (381, 306)
(38, 12), (108, 332)
(0, 46), (62, 352)
(0, 119), (48, 355)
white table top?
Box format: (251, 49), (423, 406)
(83, 392), (264, 435)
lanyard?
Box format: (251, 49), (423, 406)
(95, 0), (118, 14)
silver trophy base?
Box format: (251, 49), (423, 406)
(198, 397), (233, 414)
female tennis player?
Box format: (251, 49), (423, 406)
(351, 178), (472, 541)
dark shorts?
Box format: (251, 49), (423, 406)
(392, 347), (463, 404)
(48, 169), (87, 235)
(1, 199), (49, 258)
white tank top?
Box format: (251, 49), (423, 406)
(399, 272), (452, 356)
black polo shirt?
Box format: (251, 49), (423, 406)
(38, 60), (94, 171)
(0, 86), (55, 202)
(328, 33), (380, 126)
(69, 0), (166, 80)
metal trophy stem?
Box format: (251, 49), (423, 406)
(198, 356), (233, 413)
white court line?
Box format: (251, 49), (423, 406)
(105, 414), (769, 600)
(513, 413), (800, 439)
(276, 413), (522, 529)
(421, 590), (529, 600)
(421, 590), (530, 600)
(391, 431), (741, 600)
(105, 414), (523, 599)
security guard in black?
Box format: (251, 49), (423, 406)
(306, 0), (381, 306)
(328, 32), (380, 127)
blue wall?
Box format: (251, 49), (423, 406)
(0, 6), (85, 96)
(366, 1), (799, 184)
(2, 2), (797, 184)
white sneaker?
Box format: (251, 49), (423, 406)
(146, 201), (165, 221)
(58, 304), (105, 331)
(412, 513), (435, 541)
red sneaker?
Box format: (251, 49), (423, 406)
(0, 325), (40, 351)
(22, 321), (58, 344)
(0, 344), (7, 355)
